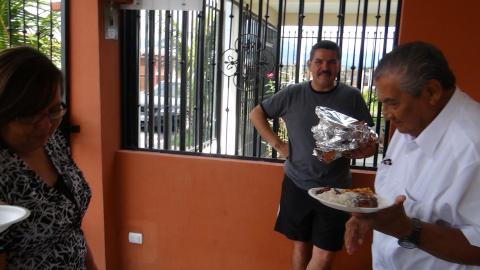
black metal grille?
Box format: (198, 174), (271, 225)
(0, 0), (63, 66)
(121, 0), (401, 169)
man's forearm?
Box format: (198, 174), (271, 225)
(249, 106), (283, 149)
(359, 195), (480, 265)
(417, 222), (480, 265)
(378, 218), (480, 266)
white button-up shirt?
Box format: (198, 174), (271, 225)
(373, 89), (480, 270)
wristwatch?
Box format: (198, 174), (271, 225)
(397, 218), (422, 249)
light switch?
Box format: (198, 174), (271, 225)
(128, 232), (143, 244)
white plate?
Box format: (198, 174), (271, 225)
(308, 187), (393, 213)
(0, 205), (31, 233)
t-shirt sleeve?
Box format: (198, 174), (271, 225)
(353, 90), (374, 126)
(260, 85), (292, 119)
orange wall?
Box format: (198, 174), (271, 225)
(69, 0), (120, 269)
(69, 0), (479, 269)
(110, 152), (374, 270)
(113, 152), (288, 270)
(399, 0), (480, 101)
(69, 0), (106, 269)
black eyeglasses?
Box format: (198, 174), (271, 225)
(15, 103), (67, 125)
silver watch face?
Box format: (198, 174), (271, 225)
(398, 237), (417, 249)
(398, 218), (422, 249)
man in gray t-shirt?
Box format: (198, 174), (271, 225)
(250, 40), (376, 270)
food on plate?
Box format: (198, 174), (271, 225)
(315, 187), (378, 208)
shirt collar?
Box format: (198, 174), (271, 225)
(413, 89), (461, 157)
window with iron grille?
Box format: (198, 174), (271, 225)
(0, 0), (63, 66)
(121, 0), (401, 169)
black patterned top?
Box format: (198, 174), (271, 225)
(0, 130), (92, 269)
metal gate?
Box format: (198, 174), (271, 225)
(121, 0), (401, 168)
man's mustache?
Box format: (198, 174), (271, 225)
(317, 70), (332, 76)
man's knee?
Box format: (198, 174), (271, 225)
(293, 241), (313, 254)
(311, 246), (335, 262)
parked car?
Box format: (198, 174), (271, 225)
(139, 82), (181, 132)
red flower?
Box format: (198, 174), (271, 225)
(265, 72), (274, 80)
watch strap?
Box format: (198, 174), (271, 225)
(398, 218), (422, 249)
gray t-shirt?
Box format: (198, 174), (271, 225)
(261, 81), (373, 190)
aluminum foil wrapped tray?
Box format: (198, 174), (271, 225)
(311, 106), (377, 162)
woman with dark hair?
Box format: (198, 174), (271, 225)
(0, 47), (97, 269)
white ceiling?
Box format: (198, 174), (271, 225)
(263, 0), (398, 15)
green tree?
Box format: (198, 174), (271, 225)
(0, 0), (62, 66)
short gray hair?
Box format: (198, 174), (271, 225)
(373, 41), (456, 96)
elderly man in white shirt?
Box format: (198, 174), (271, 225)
(344, 41), (480, 269)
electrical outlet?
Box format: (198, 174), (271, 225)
(128, 232), (143, 244)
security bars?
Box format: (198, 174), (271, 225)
(121, 0), (401, 169)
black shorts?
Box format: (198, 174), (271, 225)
(274, 175), (349, 251)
